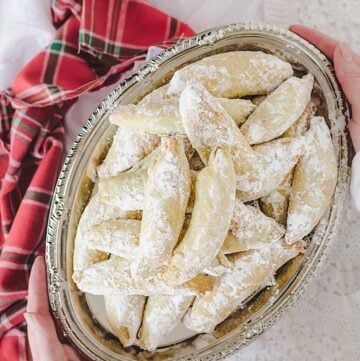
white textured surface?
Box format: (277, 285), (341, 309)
(351, 152), (360, 212)
(3, 0), (359, 360)
(0, 0), (55, 90)
(148, 0), (360, 52)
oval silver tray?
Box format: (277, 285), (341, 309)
(46, 23), (350, 360)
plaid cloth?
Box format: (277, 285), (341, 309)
(0, 0), (193, 359)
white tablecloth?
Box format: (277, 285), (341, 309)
(1, 1), (360, 360)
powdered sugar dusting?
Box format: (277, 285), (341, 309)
(222, 198), (285, 253)
(168, 51), (293, 97)
(74, 257), (213, 296)
(133, 137), (191, 276)
(183, 241), (302, 333)
(111, 95), (254, 135)
(162, 148), (236, 286)
(241, 74), (314, 145)
(286, 116), (338, 243)
(260, 98), (320, 224)
(97, 128), (159, 179)
(259, 172), (293, 225)
(180, 84), (247, 158)
(140, 295), (193, 351)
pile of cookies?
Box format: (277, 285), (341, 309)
(72, 51), (337, 351)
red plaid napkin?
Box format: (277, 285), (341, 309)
(0, 0), (193, 359)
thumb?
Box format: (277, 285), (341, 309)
(334, 42), (360, 151)
(25, 312), (68, 361)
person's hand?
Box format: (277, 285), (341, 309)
(25, 256), (81, 361)
(290, 25), (360, 152)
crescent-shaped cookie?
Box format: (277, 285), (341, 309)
(162, 147), (236, 286)
(183, 241), (302, 333)
(259, 98), (319, 224)
(168, 51), (293, 97)
(286, 116), (337, 244)
(241, 74), (314, 144)
(110, 97), (255, 135)
(132, 137), (191, 276)
(97, 128), (160, 179)
(73, 257), (214, 296)
(283, 97), (320, 138)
